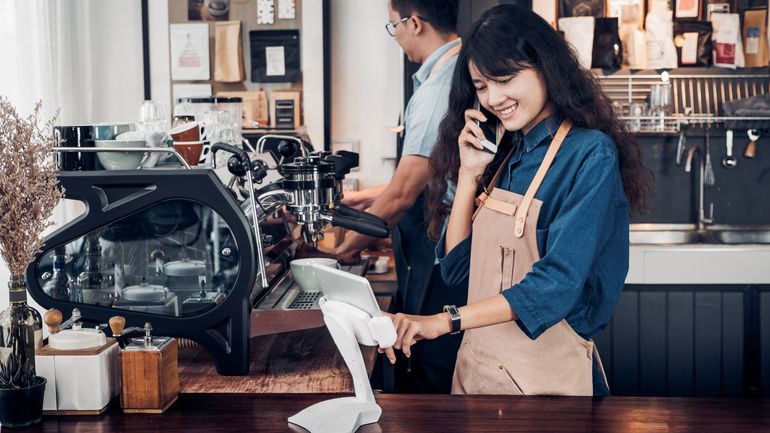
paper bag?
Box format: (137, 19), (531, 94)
(214, 21), (245, 82)
(743, 9), (769, 68)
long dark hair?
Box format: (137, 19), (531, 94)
(426, 5), (650, 239)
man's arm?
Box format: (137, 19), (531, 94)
(341, 184), (388, 210)
(335, 155), (430, 261)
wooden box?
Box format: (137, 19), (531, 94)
(120, 338), (180, 414)
(269, 91), (301, 128)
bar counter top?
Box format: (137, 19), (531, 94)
(25, 393), (770, 432)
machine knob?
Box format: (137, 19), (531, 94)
(109, 316), (126, 337)
(44, 309), (63, 334)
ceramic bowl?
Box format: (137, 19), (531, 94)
(122, 284), (168, 302)
(94, 139), (147, 170)
(290, 258), (339, 293)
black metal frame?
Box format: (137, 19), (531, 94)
(25, 170), (257, 375)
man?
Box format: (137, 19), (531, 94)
(335, 0), (464, 393)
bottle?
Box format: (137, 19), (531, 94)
(75, 232), (111, 306)
(42, 246), (72, 300)
(0, 275), (44, 368)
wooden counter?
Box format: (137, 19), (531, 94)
(27, 393), (770, 432)
(178, 289), (395, 393)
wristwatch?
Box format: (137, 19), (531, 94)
(443, 305), (462, 335)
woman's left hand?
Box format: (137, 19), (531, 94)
(378, 312), (452, 361)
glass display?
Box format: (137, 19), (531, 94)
(35, 199), (240, 317)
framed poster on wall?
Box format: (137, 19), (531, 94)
(559, 0), (605, 17)
(675, 0), (700, 18)
(169, 23), (210, 80)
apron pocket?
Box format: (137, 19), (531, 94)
(559, 320), (594, 359)
(500, 246), (515, 292)
(499, 363), (525, 395)
(455, 339), (524, 395)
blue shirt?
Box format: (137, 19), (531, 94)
(436, 115), (630, 341)
(401, 38), (460, 157)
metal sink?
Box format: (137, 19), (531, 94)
(630, 224), (700, 245)
(631, 224), (770, 245)
(701, 225), (770, 244)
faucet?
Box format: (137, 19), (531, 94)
(684, 146), (714, 231)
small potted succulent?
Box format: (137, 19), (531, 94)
(0, 97), (63, 427)
(0, 339), (47, 427)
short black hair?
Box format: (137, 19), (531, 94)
(390, 0), (459, 35)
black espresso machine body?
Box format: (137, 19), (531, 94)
(26, 169), (258, 375)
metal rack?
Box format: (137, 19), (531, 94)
(597, 69), (770, 132)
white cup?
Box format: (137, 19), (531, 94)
(290, 258), (339, 293)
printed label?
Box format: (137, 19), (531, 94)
(715, 42), (736, 65)
(681, 32), (699, 64)
(746, 27), (760, 54)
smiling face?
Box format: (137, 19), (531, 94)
(469, 61), (552, 135)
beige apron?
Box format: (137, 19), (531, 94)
(451, 120), (607, 396)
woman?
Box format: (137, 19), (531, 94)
(381, 5), (649, 396)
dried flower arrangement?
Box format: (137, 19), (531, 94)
(0, 97), (64, 276)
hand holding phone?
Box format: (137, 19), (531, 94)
(472, 99), (498, 154)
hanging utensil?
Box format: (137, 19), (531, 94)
(675, 125), (687, 166)
(744, 129), (760, 159)
(704, 128), (716, 185)
(722, 129), (737, 169)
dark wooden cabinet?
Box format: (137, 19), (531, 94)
(595, 284), (769, 398)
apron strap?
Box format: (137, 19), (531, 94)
(428, 41), (462, 79)
(392, 41), (461, 142)
(472, 144), (517, 220)
(513, 120), (572, 238)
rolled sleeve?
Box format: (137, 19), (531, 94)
(436, 231), (472, 286)
(503, 149), (623, 339)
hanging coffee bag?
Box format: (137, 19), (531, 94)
(645, 9), (678, 69)
(592, 18), (623, 69)
(618, 3), (647, 68)
(558, 16), (595, 69)
(674, 21), (713, 66)
(743, 9), (769, 67)
(711, 13), (746, 69)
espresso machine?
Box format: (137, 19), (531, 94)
(26, 136), (389, 375)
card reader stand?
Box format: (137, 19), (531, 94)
(288, 265), (396, 433)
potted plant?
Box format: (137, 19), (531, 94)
(0, 97), (64, 427)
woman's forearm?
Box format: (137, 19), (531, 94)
(444, 171), (479, 254)
(458, 294), (518, 330)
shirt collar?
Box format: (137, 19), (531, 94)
(522, 113), (564, 153)
(413, 38), (461, 87)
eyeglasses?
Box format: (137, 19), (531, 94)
(385, 16), (409, 36)
(385, 15), (429, 37)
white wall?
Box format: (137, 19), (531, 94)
(0, 0), (144, 313)
(533, 0), (557, 26)
(329, 0), (402, 188)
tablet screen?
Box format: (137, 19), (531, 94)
(313, 264), (381, 318)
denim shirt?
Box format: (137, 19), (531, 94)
(401, 38), (460, 158)
(436, 115), (630, 341)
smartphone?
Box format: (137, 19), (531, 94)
(472, 98), (499, 154)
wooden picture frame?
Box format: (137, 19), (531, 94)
(675, 0), (701, 18)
